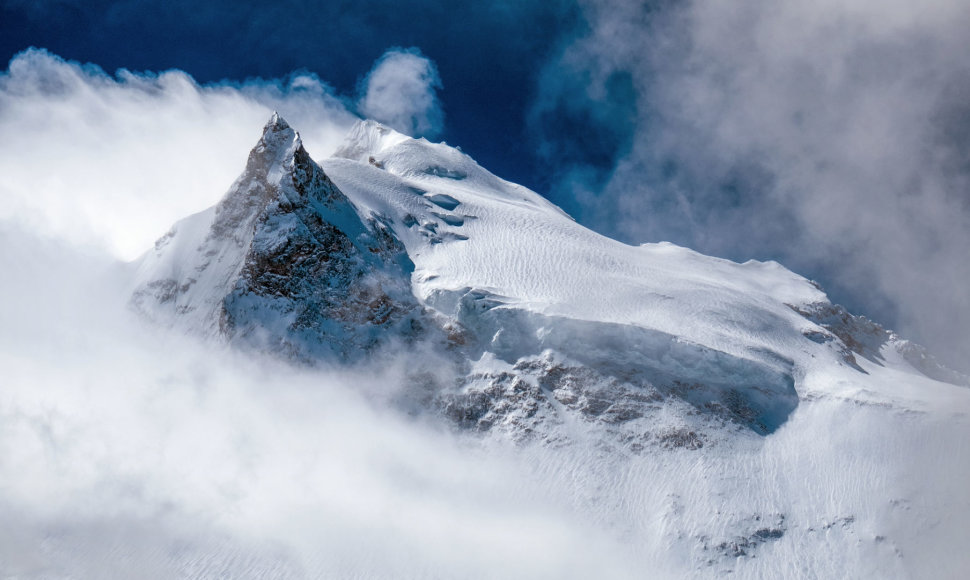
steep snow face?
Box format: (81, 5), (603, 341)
(131, 115), (423, 361)
(322, 121), (970, 575)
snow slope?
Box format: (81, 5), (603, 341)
(325, 120), (967, 428)
(120, 116), (970, 577)
(330, 119), (826, 362)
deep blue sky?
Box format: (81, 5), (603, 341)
(0, 0), (586, 194)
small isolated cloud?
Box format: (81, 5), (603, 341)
(0, 48), (357, 260)
(357, 47), (444, 138)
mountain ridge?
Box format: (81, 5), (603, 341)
(130, 114), (967, 445)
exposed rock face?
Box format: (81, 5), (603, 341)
(436, 348), (783, 450)
(791, 302), (969, 385)
(131, 114), (426, 362)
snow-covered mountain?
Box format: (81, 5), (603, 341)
(132, 114), (965, 435)
(127, 114), (970, 576)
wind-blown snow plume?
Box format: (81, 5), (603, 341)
(0, 48), (356, 259)
(532, 0), (970, 370)
(357, 47), (444, 139)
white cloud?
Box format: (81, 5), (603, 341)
(0, 48), (357, 260)
(0, 222), (652, 579)
(357, 47), (444, 139)
(2, 227), (968, 577)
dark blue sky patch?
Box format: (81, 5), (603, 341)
(0, 0), (581, 190)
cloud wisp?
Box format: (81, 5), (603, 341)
(532, 0), (970, 369)
(357, 47), (445, 139)
(0, 48), (357, 260)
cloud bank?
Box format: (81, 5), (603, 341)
(0, 48), (357, 260)
(0, 222), (654, 579)
(2, 222), (968, 578)
(357, 47), (444, 139)
(533, 0), (970, 369)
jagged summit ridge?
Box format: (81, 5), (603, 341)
(210, 113), (357, 243)
(263, 110), (294, 141)
(266, 110), (288, 130)
(245, 111), (302, 182)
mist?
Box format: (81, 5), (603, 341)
(532, 0), (970, 370)
(0, 221), (655, 579)
(0, 48), (357, 260)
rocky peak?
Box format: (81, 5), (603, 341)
(261, 111), (297, 147)
(208, 112), (346, 246)
(132, 114), (426, 361)
(244, 112), (302, 175)
(241, 113), (303, 183)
